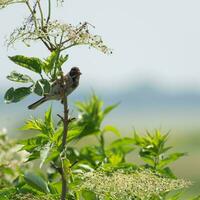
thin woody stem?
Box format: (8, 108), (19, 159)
(36, 0), (44, 28)
(47, 0), (51, 23)
(60, 72), (69, 200)
(25, 1), (53, 51)
(25, 1), (38, 29)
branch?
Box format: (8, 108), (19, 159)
(59, 72), (69, 200)
(47, 0), (51, 23)
(60, 22), (88, 46)
(39, 37), (53, 51)
(25, 1), (38, 29)
(36, 0), (44, 28)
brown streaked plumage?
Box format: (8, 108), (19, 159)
(28, 67), (81, 110)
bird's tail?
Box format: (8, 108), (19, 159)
(28, 97), (47, 110)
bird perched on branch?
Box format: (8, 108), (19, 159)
(28, 67), (82, 110)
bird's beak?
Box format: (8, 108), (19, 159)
(79, 71), (82, 75)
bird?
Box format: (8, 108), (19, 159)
(28, 67), (82, 110)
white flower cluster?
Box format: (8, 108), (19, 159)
(8, 20), (112, 54)
(0, 132), (29, 184)
(80, 170), (191, 200)
(0, 0), (25, 9)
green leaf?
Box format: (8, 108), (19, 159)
(21, 118), (43, 131)
(24, 172), (50, 193)
(43, 51), (58, 74)
(81, 190), (97, 200)
(159, 167), (176, 178)
(34, 79), (51, 96)
(4, 87), (32, 103)
(158, 153), (186, 168)
(103, 125), (121, 137)
(41, 79), (51, 94)
(4, 87), (15, 103)
(7, 71), (34, 83)
(108, 153), (123, 165)
(9, 55), (43, 74)
(108, 137), (135, 156)
(34, 81), (44, 96)
(103, 103), (119, 116)
(45, 107), (53, 129)
(13, 87), (32, 102)
(40, 143), (51, 168)
(57, 54), (69, 69)
(190, 195), (200, 200)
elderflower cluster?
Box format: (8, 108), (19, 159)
(8, 20), (112, 54)
(0, 0), (25, 9)
(0, 132), (29, 185)
(80, 170), (191, 200)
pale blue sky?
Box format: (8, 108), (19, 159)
(1, 0), (200, 92)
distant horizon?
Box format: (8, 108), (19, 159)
(2, 0), (200, 92)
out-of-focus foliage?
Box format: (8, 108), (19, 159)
(0, 132), (29, 189)
(0, 187), (59, 200)
(133, 130), (186, 178)
(1, 94), (191, 200)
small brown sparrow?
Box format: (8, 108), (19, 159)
(28, 67), (82, 110)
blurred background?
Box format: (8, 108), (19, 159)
(0, 0), (200, 198)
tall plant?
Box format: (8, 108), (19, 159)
(1, 1), (111, 199)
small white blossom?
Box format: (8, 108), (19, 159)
(80, 170), (191, 200)
(8, 20), (112, 54)
(0, 0), (25, 9)
(1, 127), (7, 134)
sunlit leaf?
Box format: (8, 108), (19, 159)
(9, 55), (43, 74)
(21, 118), (43, 131)
(7, 71), (34, 83)
(108, 137), (135, 156)
(103, 103), (119, 116)
(43, 51), (58, 74)
(102, 125), (121, 137)
(57, 54), (69, 69)
(40, 143), (52, 168)
(24, 172), (50, 193)
(45, 106), (54, 131)
(158, 153), (186, 168)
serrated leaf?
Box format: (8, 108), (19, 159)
(21, 118), (43, 131)
(24, 172), (50, 193)
(9, 55), (43, 74)
(7, 71), (34, 83)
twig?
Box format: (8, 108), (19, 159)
(37, 0), (44, 28)
(60, 72), (69, 200)
(47, 0), (51, 23)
